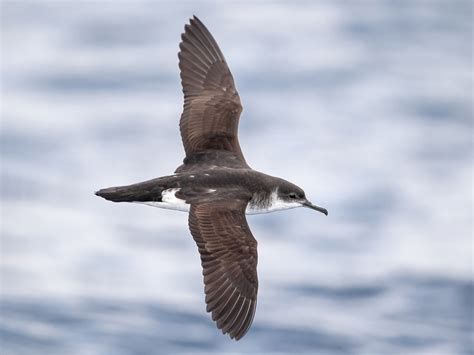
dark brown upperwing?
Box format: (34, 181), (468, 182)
(178, 16), (248, 167)
(188, 199), (258, 340)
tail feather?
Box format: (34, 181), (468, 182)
(95, 186), (157, 202)
(95, 177), (173, 203)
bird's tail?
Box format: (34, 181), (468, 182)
(95, 176), (174, 203)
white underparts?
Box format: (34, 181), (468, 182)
(137, 188), (190, 212)
(136, 188), (302, 215)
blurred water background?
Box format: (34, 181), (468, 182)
(1, 1), (472, 354)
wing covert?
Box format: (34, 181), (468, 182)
(188, 199), (258, 340)
(178, 16), (248, 167)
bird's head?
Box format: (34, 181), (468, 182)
(276, 180), (328, 216)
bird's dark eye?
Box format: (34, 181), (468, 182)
(289, 192), (298, 199)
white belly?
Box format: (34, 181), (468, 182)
(136, 188), (302, 214)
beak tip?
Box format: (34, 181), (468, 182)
(303, 201), (328, 216)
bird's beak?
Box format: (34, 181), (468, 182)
(303, 200), (328, 216)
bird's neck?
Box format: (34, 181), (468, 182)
(246, 189), (300, 215)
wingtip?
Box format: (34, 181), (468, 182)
(181, 16), (200, 41)
(190, 15), (207, 29)
(188, 15), (198, 26)
(228, 325), (250, 341)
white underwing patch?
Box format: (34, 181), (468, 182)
(135, 188), (190, 212)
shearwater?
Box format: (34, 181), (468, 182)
(96, 16), (328, 340)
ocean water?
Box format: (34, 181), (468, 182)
(1, 1), (472, 354)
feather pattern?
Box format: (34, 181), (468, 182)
(178, 16), (248, 167)
(188, 199), (258, 340)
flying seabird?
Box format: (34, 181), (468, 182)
(96, 16), (328, 340)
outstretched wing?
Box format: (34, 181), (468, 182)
(178, 16), (248, 167)
(188, 199), (258, 340)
